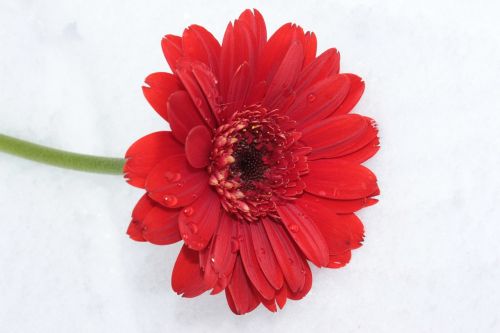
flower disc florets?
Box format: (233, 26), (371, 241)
(208, 106), (309, 221)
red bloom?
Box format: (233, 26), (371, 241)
(124, 9), (379, 315)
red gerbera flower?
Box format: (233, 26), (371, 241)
(124, 9), (379, 315)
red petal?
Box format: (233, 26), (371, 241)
(178, 188), (221, 251)
(263, 41), (304, 108)
(249, 221), (284, 289)
(286, 255), (312, 300)
(225, 287), (238, 314)
(239, 223), (276, 300)
(191, 63), (222, 122)
(198, 241), (219, 291)
(182, 25), (220, 73)
(312, 211), (365, 255)
(127, 194), (182, 245)
(333, 74), (365, 115)
(256, 23), (306, 85)
(303, 31), (317, 67)
(328, 250), (352, 268)
(209, 213), (238, 294)
(131, 194), (155, 223)
(223, 62), (251, 121)
(219, 20), (255, 101)
(276, 286), (287, 309)
(226, 256), (261, 315)
(142, 72), (182, 122)
(171, 245), (209, 297)
(127, 221), (145, 242)
(167, 90), (205, 143)
(285, 75), (350, 129)
(340, 214), (364, 250)
(218, 23), (236, 100)
(238, 9), (267, 52)
(142, 205), (181, 245)
(301, 115), (378, 160)
(184, 125), (212, 169)
(295, 48), (340, 92)
(145, 155), (209, 208)
(260, 296), (278, 313)
(262, 218), (306, 293)
(161, 35), (183, 73)
(276, 203), (329, 267)
(124, 131), (184, 188)
(305, 159), (379, 200)
(296, 192), (377, 215)
(127, 194), (154, 241)
(340, 137), (380, 164)
(176, 60), (217, 128)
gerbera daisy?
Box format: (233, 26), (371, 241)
(124, 9), (379, 315)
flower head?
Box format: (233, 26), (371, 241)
(124, 9), (379, 315)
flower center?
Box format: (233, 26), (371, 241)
(208, 106), (308, 222)
(231, 141), (266, 182)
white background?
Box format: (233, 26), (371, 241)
(1, 0), (499, 332)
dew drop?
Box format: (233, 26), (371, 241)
(288, 258), (294, 264)
(288, 224), (299, 233)
(194, 98), (203, 107)
(307, 93), (316, 103)
(259, 247), (266, 256)
(187, 222), (199, 234)
(318, 190), (327, 197)
(192, 193), (199, 200)
(164, 195), (178, 207)
(181, 233), (189, 240)
(183, 207), (195, 216)
(164, 171), (181, 182)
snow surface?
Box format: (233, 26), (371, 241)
(1, 0), (500, 332)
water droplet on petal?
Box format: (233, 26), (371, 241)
(194, 98), (203, 107)
(318, 190), (327, 197)
(181, 233), (189, 240)
(259, 247), (266, 256)
(163, 195), (178, 207)
(307, 93), (316, 103)
(288, 224), (299, 233)
(288, 258), (294, 264)
(164, 171), (181, 182)
(187, 222), (198, 234)
(183, 207), (195, 216)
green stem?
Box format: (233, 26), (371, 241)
(0, 134), (125, 175)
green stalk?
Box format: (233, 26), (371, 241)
(0, 134), (125, 175)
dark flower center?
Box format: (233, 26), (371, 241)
(208, 106), (308, 222)
(231, 141), (266, 182)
